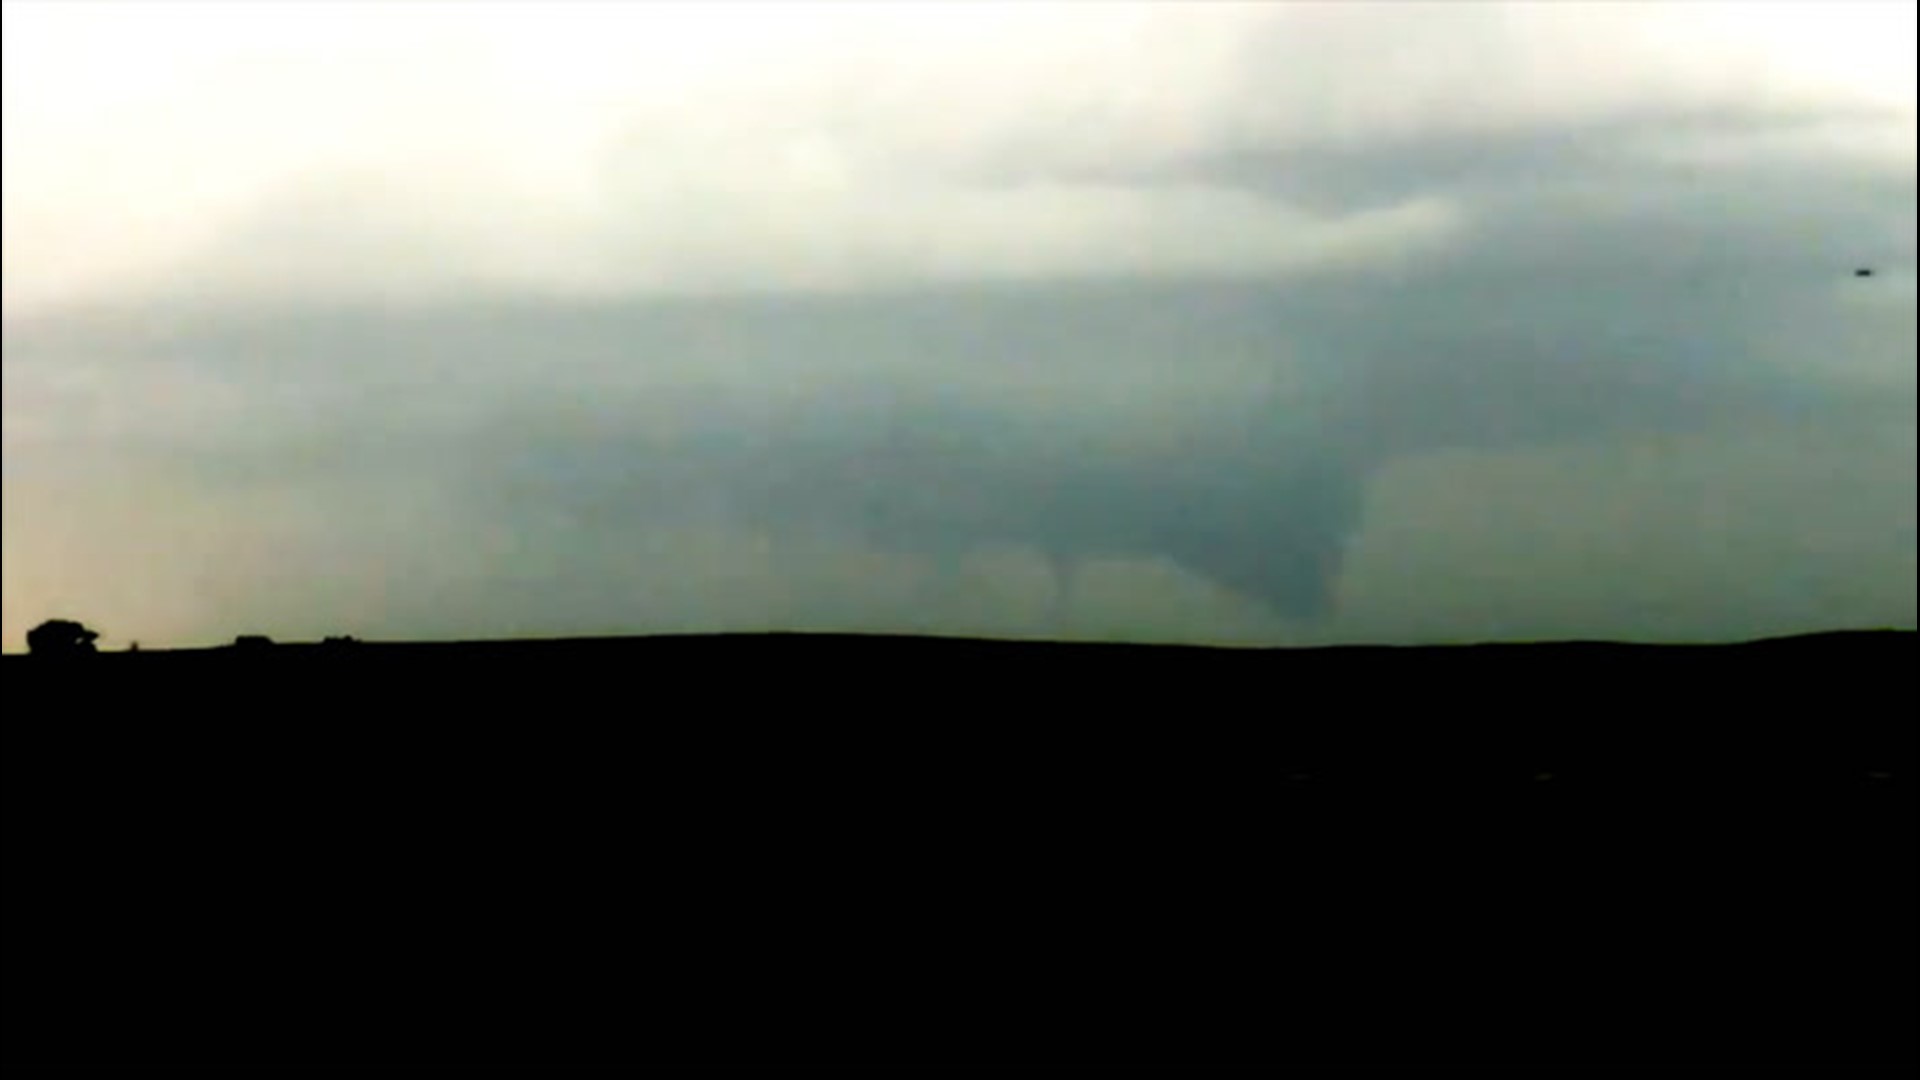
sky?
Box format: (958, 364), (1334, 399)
(1, 0), (1914, 650)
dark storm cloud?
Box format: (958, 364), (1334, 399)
(6, 232), (1887, 631)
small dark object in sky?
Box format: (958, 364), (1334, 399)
(27, 618), (100, 656)
(1855, 267), (1874, 277)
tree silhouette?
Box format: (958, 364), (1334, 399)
(27, 619), (101, 656)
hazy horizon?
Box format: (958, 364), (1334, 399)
(3, 1), (1914, 651)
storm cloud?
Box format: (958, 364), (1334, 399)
(2, 2), (1913, 648)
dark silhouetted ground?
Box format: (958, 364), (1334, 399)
(3, 630), (1913, 1070)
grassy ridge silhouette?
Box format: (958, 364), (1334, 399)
(4, 628), (1912, 1069)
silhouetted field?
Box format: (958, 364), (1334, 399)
(3, 630), (1913, 1069)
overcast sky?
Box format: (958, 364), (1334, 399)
(2, 1), (1914, 650)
